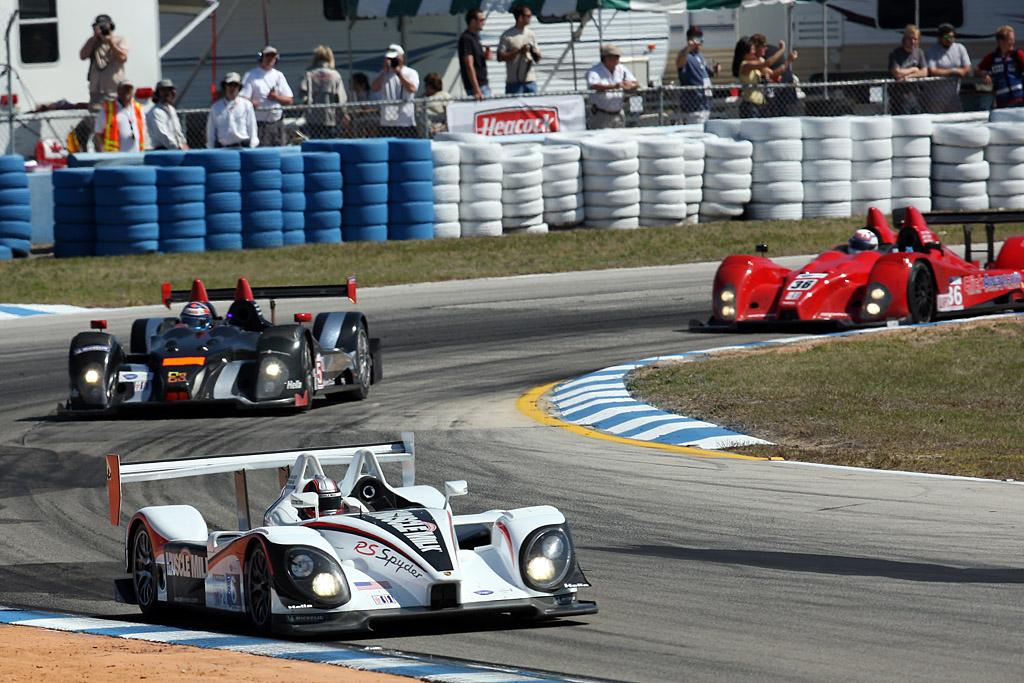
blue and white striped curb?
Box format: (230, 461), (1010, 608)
(551, 314), (1024, 451)
(0, 605), (589, 683)
(0, 303), (94, 320)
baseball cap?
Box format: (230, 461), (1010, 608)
(261, 45), (278, 55)
(938, 23), (955, 36)
(223, 72), (242, 84)
(601, 43), (622, 57)
(156, 78), (176, 90)
(384, 44), (405, 59)
(117, 78), (134, 88)
(93, 14), (113, 26)
(686, 26), (703, 39)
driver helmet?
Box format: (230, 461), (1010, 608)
(298, 475), (343, 520)
(849, 228), (879, 253)
(180, 301), (213, 329)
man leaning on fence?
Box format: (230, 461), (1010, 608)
(586, 44), (638, 129)
(925, 23), (971, 113)
(206, 72), (258, 149)
(147, 79), (188, 150)
(975, 26), (1024, 109)
(676, 26), (718, 125)
(889, 25), (928, 115)
(241, 46), (294, 146)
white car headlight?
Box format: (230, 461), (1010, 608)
(521, 526), (573, 592)
(264, 362), (282, 377)
(311, 571), (341, 597)
(289, 553), (314, 579)
(84, 369), (101, 384)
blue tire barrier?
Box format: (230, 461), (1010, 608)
(389, 159), (433, 182)
(54, 222), (97, 243)
(160, 218), (206, 239)
(303, 209), (341, 230)
(96, 222), (159, 242)
(158, 184), (205, 204)
(240, 148), (281, 171)
(95, 204), (159, 225)
(0, 172), (29, 189)
(280, 154), (303, 174)
(242, 209), (283, 232)
(301, 151), (341, 173)
(0, 236), (29, 255)
(0, 155), (25, 172)
(54, 204), (96, 223)
(95, 239), (159, 256)
(156, 166), (205, 185)
(158, 202), (205, 221)
(388, 222), (435, 240)
(388, 180), (432, 203)
(159, 237), (206, 253)
(53, 186), (93, 206)
(205, 191), (242, 214)
(299, 140), (333, 152)
(205, 171), (242, 193)
(183, 149), (241, 172)
(52, 168), (94, 188)
(205, 232), (243, 251)
(145, 151), (186, 166)
(0, 244), (11, 259)
(304, 189), (343, 211)
(95, 185), (158, 206)
(342, 202), (387, 225)
(341, 161), (388, 185)
(389, 201), (434, 224)
(94, 166), (157, 186)
(338, 140), (388, 164)
(282, 211), (305, 231)
(304, 227), (342, 243)
(304, 171), (343, 192)
(388, 138), (431, 162)
(206, 212), (243, 234)
(0, 188), (31, 205)
(342, 224), (387, 242)
(281, 173), (305, 193)
(242, 229), (284, 249)
(241, 168), (283, 191)
(0, 205), (33, 222)
(343, 182), (387, 205)
(53, 241), (93, 258)
(282, 192), (306, 212)
(282, 229), (305, 246)
(240, 190), (283, 211)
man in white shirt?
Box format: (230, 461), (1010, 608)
(206, 72), (258, 148)
(93, 79), (144, 152)
(146, 79), (188, 150)
(925, 23), (971, 113)
(240, 46), (293, 146)
(585, 44), (638, 129)
(371, 43), (420, 137)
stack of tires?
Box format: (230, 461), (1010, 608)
(680, 136), (705, 223)
(743, 118), (801, 221)
(890, 115), (933, 213)
(184, 149), (243, 252)
(638, 136), (687, 226)
(239, 148), (283, 249)
(52, 168), (96, 258)
(459, 142), (503, 237)
(700, 136), (752, 222)
(581, 138), (640, 230)
(0, 156), (32, 258)
(302, 150), (343, 244)
(802, 121), (853, 219)
(94, 166), (158, 256)
(541, 143), (584, 229)
(931, 123), (990, 211)
(984, 123), (1024, 210)
(849, 116), (893, 216)
(280, 152), (306, 246)
(431, 141), (460, 238)
(388, 139), (434, 240)
(501, 144), (546, 234)
(156, 166), (206, 253)
(339, 140), (387, 242)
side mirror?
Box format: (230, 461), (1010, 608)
(755, 244), (768, 254)
(444, 480), (468, 508)
(290, 491), (319, 515)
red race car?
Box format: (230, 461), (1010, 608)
(704, 206), (1024, 328)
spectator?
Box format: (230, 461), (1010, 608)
(80, 14), (129, 111)
(301, 45), (346, 138)
(738, 34), (796, 118)
(240, 46), (294, 146)
(424, 73), (452, 135)
(459, 9), (490, 100)
(889, 24), (929, 115)
(925, 23), (971, 113)
(206, 72), (258, 149)
(371, 43), (420, 138)
(763, 42), (797, 116)
(585, 44), (638, 129)
(350, 72), (371, 101)
(676, 25), (719, 125)
(146, 78), (188, 150)
(94, 79), (144, 152)
(498, 4), (541, 95)
(975, 26), (1024, 109)
(731, 36), (750, 79)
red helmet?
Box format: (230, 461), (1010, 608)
(298, 475), (343, 520)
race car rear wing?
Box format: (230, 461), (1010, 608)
(162, 276), (358, 309)
(106, 432), (415, 530)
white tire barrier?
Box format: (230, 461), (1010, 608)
(989, 163), (1024, 181)
(434, 203), (459, 223)
(752, 160), (802, 183)
(640, 203), (688, 221)
(587, 216), (640, 230)
(892, 157), (931, 177)
(431, 141), (461, 165)
(699, 201), (745, 219)
(851, 198), (892, 215)
(752, 139), (803, 162)
(986, 179), (1024, 196)
(547, 207), (585, 227)
(543, 161), (580, 183)
(541, 143), (582, 165)
(460, 143), (503, 164)
(851, 159), (892, 181)
(584, 188), (641, 206)
(704, 119), (741, 139)
(802, 137), (853, 160)
(640, 173), (687, 190)
(503, 185), (544, 204)
(640, 188), (688, 204)
(751, 181), (804, 203)
(891, 114), (933, 137)
(739, 117), (803, 141)
(433, 164), (459, 185)
(704, 157), (753, 174)
(502, 168), (544, 189)
(933, 194), (988, 211)
(852, 179), (891, 200)
(704, 172), (754, 190)
(985, 146), (1024, 164)
(582, 158), (640, 176)
(461, 219), (503, 237)
(932, 179), (987, 198)
(546, 177), (584, 196)
(849, 116), (893, 140)
(891, 136), (931, 157)
(683, 159), (705, 177)
(585, 172), (641, 192)
(851, 138), (893, 161)
(747, 202), (803, 220)
(433, 184), (460, 203)
(892, 197), (932, 213)
(804, 200), (853, 218)
(460, 200), (503, 221)
(932, 123), (991, 148)
(460, 182), (502, 202)
(704, 137), (753, 158)
(434, 222), (461, 239)
(545, 193), (584, 212)
(703, 187), (752, 204)
(802, 159), (852, 182)
(931, 145), (984, 165)
(639, 157), (686, 176)
(891, 177), (930, 197)
(803, 180), (852, 202)
(800, 116), (851, 139)
(931, 161), (989, 182)
(580, 139), (639, 161)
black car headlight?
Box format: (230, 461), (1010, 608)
(256, 356), (289, 398)
(520, 525), (574, 592)
(77, 363), (109, 404)
(282, 547), (349, 608)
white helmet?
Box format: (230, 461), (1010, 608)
(849, 228), (879, 253)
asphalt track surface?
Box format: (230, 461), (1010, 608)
(2, 261), (1024, 682)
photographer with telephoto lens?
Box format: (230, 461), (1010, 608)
(80, 14), (130, 111)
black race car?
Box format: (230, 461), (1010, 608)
(67, 277), (381, 413)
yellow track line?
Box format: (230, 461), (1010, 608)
(517, 382), (780, 461)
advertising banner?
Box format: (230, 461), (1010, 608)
(446, 95), (586, 136)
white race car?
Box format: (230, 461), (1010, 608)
(106, 434), (596, 634)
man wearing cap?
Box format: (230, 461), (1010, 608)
(206, 73), (258, 149)
(676, 26), (719, 124)
(240, 46), (293, 146)
(371, 44), (420, 137)
(925, 23), (971, 112)
(498, 4), (541, 95)
(80, 14), (130, 111)
(93, 79), (144, 153)
(585, 44), (638, 129)
(146, 79), (188, 150)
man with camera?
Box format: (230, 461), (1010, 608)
(676, 26), (719, 124)
(498, 4), (541, 95)
(371, 44), (420, 138)
(80, 14), (129, 111)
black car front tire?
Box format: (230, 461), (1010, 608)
(246, 544), (274, 634)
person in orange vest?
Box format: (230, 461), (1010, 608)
(93, 79), (144, 152)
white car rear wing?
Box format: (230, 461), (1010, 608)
(106, 432), (416, 530)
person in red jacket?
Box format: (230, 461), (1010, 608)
(975, 25), (1024, 108)
(93, 79), (144, 152)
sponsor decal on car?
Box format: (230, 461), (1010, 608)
(372, 594), (397, 605)
(355, 580), (392, 591)
(73, 344), (110, 355)
(371, 510), (442, 553)
(167, 371), (188, 383)
(983, 272), (1022, 292)
(937, 277), (965, 312)
(787, 273), (827, 291)
(474, 589), (494, 596)
(285, 380), (302, 390)
(166, 546), (207, 579)
(353, 540), (426, 579)
(784, 291), (802, 301)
